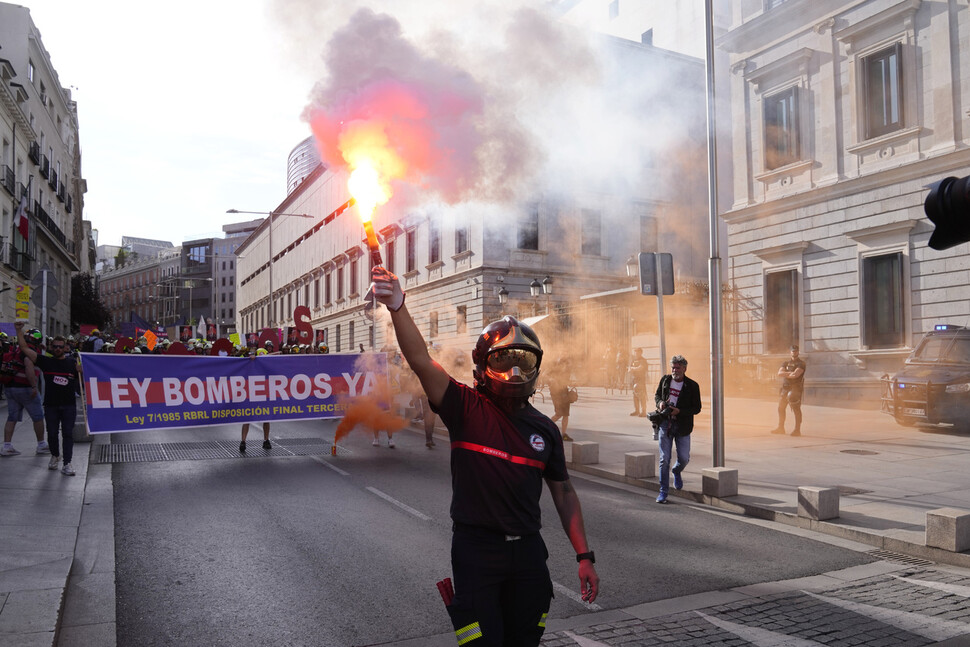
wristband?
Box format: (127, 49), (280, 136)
(576, 551), (595, 564)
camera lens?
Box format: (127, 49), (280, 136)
(925, 175), (970, 250)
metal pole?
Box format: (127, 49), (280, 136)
(705, 0), (726, 467)
(41, 269), (48, 341)
(656, 254), (667, 374)
(268, 212), (274, 330)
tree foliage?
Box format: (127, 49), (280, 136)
(70, 272), (111, 332)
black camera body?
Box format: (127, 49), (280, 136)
(647, 409), (669, 425)
(924, 175), (970, 250)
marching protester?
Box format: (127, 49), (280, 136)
(15, 323), (78, 474)
(371, 266), (598, 646)
(1, 327), (49, 457)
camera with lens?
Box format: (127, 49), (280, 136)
(924, 175), (970, 250)
(647, 409), (669, 425)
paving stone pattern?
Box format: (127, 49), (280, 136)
(541, 567), (970, 646)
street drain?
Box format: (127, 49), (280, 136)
(866, 549), (934, 566)
(841, 449), (879, 455)
(97, 437), (339, 464)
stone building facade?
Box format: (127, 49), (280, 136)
(718, 0), (970, 402)
(0, 3), (86, 334)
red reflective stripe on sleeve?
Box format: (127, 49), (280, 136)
(451, 441), (546, 470)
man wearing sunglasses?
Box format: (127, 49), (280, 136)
(372, 267), (598, 647)
(15, 323), (80, 476)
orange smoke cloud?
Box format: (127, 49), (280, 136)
(332, 394), (407, 446)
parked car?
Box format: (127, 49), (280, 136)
(881, 324), (970, 431)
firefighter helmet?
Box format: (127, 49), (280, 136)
(472, 316), (543, 399)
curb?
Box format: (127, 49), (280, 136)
(566, 461), (970, 570)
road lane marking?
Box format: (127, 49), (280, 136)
(695, 610), (824, 646)
(552, 580), (602, 611)
(366, 486), (432, 521)
(310, 455), (349, 476)
(803, 591), (970, 641)
(892, 574), (970, 597)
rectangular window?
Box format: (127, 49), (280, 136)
(314, 278), (320, 308)
(764, 86), (799, 170)
(429, 218), (441, 264)
(864, 43), (903, 139)
(349, 321), (355, 350)
(429, 311), (438, 338)
(406, 230), (417, 273)
(456, 305), (467, 334)
(386, 238), (396, 274)
(335, 324), (341, 353)
(863, 252), (904, 348)
(640, 215), (658, 252)
(764, 269), (798, 354)
(350, 259), (358, 295)
(325, 272), (332, 304)
(581, 209), (602, 256)
(455, 226), (468, 254)
(518, 204), (539, 250)
(337, 266), (345, 300)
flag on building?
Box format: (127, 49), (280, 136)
(14, 192), (28, 241)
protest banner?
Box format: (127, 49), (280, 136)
(80, 352), (388, 434)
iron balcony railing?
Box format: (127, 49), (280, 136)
(0, 166), (13, 196)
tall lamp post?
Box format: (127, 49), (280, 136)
(227, 209), (314, 330)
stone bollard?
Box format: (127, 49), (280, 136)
(625, 452), (656, 479)
(570, 441), (599, 465)
(702, 467), (738, 497)
(797, 486), (840, 521)
(926, 508), (970, 552)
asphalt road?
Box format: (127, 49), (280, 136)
(112, 419), (873, 646)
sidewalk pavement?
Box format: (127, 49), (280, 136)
(3, 388), (970, 646)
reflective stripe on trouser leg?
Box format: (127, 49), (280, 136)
(538, 612), (547, 629)
(456, 621), (483, 645)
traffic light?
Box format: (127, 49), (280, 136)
(638, 252), (674, 296)
(924, 175), (970, 250)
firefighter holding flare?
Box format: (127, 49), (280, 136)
(371, 266), (599, 646)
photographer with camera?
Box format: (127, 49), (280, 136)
(652, 355), (702, 504)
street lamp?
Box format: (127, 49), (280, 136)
(530, 278), (542, 315)
(626, 255), (638, 279)
(227, 208), (314, 330)
(541, 275), (553, 314)
(497, 286), (509, 306)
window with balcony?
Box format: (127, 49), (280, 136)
(863, 43), (903, 139)
(764, 87), (800, 169)
(350, 259), (358, 296)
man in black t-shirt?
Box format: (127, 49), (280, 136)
(372, 267), (598, 647)
(16, 324), (80, 475)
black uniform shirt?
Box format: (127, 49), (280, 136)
(432, 379), (568, 536)
(781, 357), (807, 389)
(34, 354), (79, 407)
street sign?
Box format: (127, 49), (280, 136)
(31, 264), (59, 290)
(638, 252), (675, 296)
(30, 286), (58, 308)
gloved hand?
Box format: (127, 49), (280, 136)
(370, 267), (406, 312)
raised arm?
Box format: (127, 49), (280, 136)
(371, 267), (450, 408)
(14, 322), (38, 364)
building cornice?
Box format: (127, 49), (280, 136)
(722, 147), (970, 224)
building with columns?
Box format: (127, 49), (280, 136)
(717, 0), (970, 402)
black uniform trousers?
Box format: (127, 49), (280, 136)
(448, 524), (553, 646)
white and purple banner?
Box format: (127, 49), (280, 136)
(81, 353), (388, 434)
